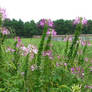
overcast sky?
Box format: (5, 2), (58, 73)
(0, 0), (92, 22)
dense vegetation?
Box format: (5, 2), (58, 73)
(3, 18), (92, 37)
(0, 8), (92, 92)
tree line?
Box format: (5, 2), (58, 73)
(3, 19), (92, 37)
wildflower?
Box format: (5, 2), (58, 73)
(87, 41), (91, 46)
(84, 57), (88, 62)
(1, 27), (10, 35)
(30, 64), (37, 71)
(27, 44), (38, 54)
(73, 17), (87, 25)
(46, 28), (57, 36)
(43, 50), (53, 59)
(56, 62), (60, 67)
(57, 55), (60, 59)
(40, 19), (46, 27)
(85, 85), (92, 89)
(48, 19), (53, 27)
(71, 66), (84, 78)
(69, 37), (72, 42)
(20, 46), (29, 56)
(6, 47), (15, 52)
(0, 8), (7, 20)
(63, 37), (67, 42)
(73, 17), (80, 25)
(81, 41), (86, 46)
(40, 19), (53, 27)
(64, 63), (67, 66)
(82, 17), (88, 25)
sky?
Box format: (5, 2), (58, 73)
(0, 0), (92, 22)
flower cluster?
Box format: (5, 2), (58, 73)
(43, 50), (53, 59)
(46, 28), (57, 36)
(6, 47), (15, 52)
(14, 37), (23, 48)
(80, 40), (92, 46)
(20, 44), (38, 59)
(73, 17), (87, 25)
(71, 67), (84, 78)
(0, 8), (7, 20)
(0, 27), (10, 35)
(63, 36), (72, 42)
(30, 64), (37, 71)
(40, 19), (53, 27)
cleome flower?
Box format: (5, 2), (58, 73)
(40, 19), (54, 27)
(71, 66), (84, 78)
(46, 28), (57, 36)
(73, 17), (87, 25)
(43, 50), (53, 59)
(20, 44), (38, 60)
(0, 8), (7, 20)
(0, 27), (10, 35)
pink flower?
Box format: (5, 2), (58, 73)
(46, 28), (57, 36)
(84, 57), (88, 62)
(85, 85), (92, 89)
(73, 17), (80, 25)
(81, 41), (86, 46)
(30, 65), (37, 71)
(71, 67), (84, 78)
(43, 50), (53, 59)
(40, 19), (53, 27)
(64, 63), (67, 66)
(20, 46), (29, 56)
(48, 19), (53, 27)
(69, 37), (72, 42)
(0, 8), (7, 20)
(1, 27), (10, 35)
(6, 47), (15, 52)
(63, 37), (68, 42)
(40, 19), (46, 27)
(82, 18), (87, 25)
(52, 29), (57, 36)
(56, 62), (60, 67)
(57, 55), (60, 59)
(87, 41), (91, 46)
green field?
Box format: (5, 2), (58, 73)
(5, 38), (92, 59)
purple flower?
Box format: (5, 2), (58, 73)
(6, 47), (15, 52)
(82, 18), (87, 25)
(81, 41), (86, 46)
(46, 28), (57, 36)
(40, 19), (54, 27)
(1, 27), (10, 35)
(48, 19), (53, 27)
(43, 50), (53, 59)
(73, 17), (80, 25)
(52, 29), (57, 36)
(56, 62), (60, 67)
(30, 65), (37, 71)
(85, 85), (92, 89)
(84, 57), (88, 62)
(40, 19), (46, 27)
(64, 63), (67, 66)
(71, 66), (84, 78)
(0, 8), (7, 20)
